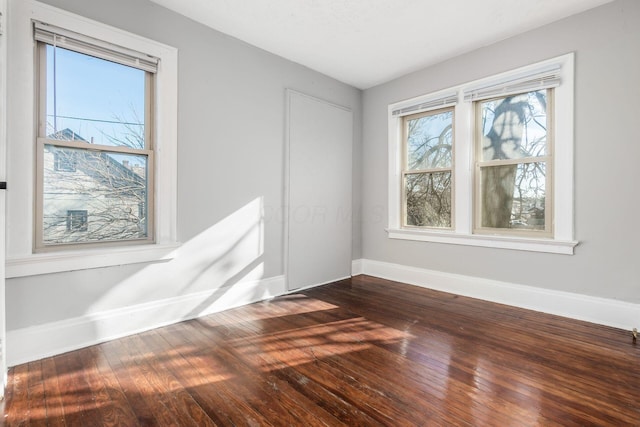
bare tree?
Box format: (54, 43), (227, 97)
(405, 112), (453, 227)
(100, 110), (146, 150)
(42, 121), (148, 245)
(406, 171), (452, 227)
(480, 90), (548, 229)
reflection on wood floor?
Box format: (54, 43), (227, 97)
(4, 275), (640, 426)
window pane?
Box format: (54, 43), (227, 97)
(480, 162), (546, 230)
(67, 210), (88, 231)
(480, 90), (548, 161)
(405, 172), (452, 228)
(45, 45), (146, 148)
(43, 145), (149, 244)
(406, 109), (453, 170)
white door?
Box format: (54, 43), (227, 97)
(285, 90), (353, 290)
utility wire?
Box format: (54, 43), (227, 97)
(46, 114), (143, 126)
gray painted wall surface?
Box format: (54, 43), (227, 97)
(7, 0), (639, 335)
(361, 0), (640, 303)
(6, 0), (362, 330)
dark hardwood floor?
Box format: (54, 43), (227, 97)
(4, 275), (640, 426)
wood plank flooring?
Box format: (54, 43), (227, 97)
(3, 275), (640, 426)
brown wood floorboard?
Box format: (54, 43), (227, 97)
(4, 275), (640, 426)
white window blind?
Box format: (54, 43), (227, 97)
(463, 64), (561, 102)
(391, 92), (458, 117)
(33, 21), (159, 73)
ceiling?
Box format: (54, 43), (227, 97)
(149, 0), (614, 89)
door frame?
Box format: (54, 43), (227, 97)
(284, 89), (353, 291)
(0, 0), (8, 398)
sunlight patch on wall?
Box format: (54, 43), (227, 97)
(88, 197), (266, 321)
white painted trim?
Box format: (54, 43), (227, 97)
(6, 0), (178, 273)
(387, 228), (577, 255)
(354, 258), (639, 331)
(7, 275), (286, 366)
(283, 89), (292, 290)
(6, 242), (180, 278)
(0, 0), (8, 399)
(351, 259), (364, 276)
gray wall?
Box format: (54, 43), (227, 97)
(361, 0), (640, 303)
(8, 0), (639, 335)
(6, 0), (362, 330)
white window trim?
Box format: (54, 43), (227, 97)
(6, 0), (179, 278)
(387, 53), (577, 255)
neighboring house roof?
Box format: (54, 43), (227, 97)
(48, 128), (146, 191)
(49, 128), (88, 142)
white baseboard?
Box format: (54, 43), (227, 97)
(351, 259), (364, 276)
(7, 275), (286, 367)
(11, 260), (638, 367)
(353, 259), (639, 331)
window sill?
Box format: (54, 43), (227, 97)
(6, 242), (181, 278)
(387, 228), (578, 255)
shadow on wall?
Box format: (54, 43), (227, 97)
(87, 196), (272, 334)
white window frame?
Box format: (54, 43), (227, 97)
(34, 34), (156, 250)
(6, 1), (179, 277)
(401, 106), (456, 230)
(387, 53), (577, 255)
(472, 89), (554, 238)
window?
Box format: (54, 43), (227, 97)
(6, 1), (178, 278)
(34, 21), (156, 249)
(403, 108), (454, 228)
(474, 89), (552, 236)
(66, 210), (88, 232)
(53, 150), (76, 172)
(388, 54), (577, 254)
